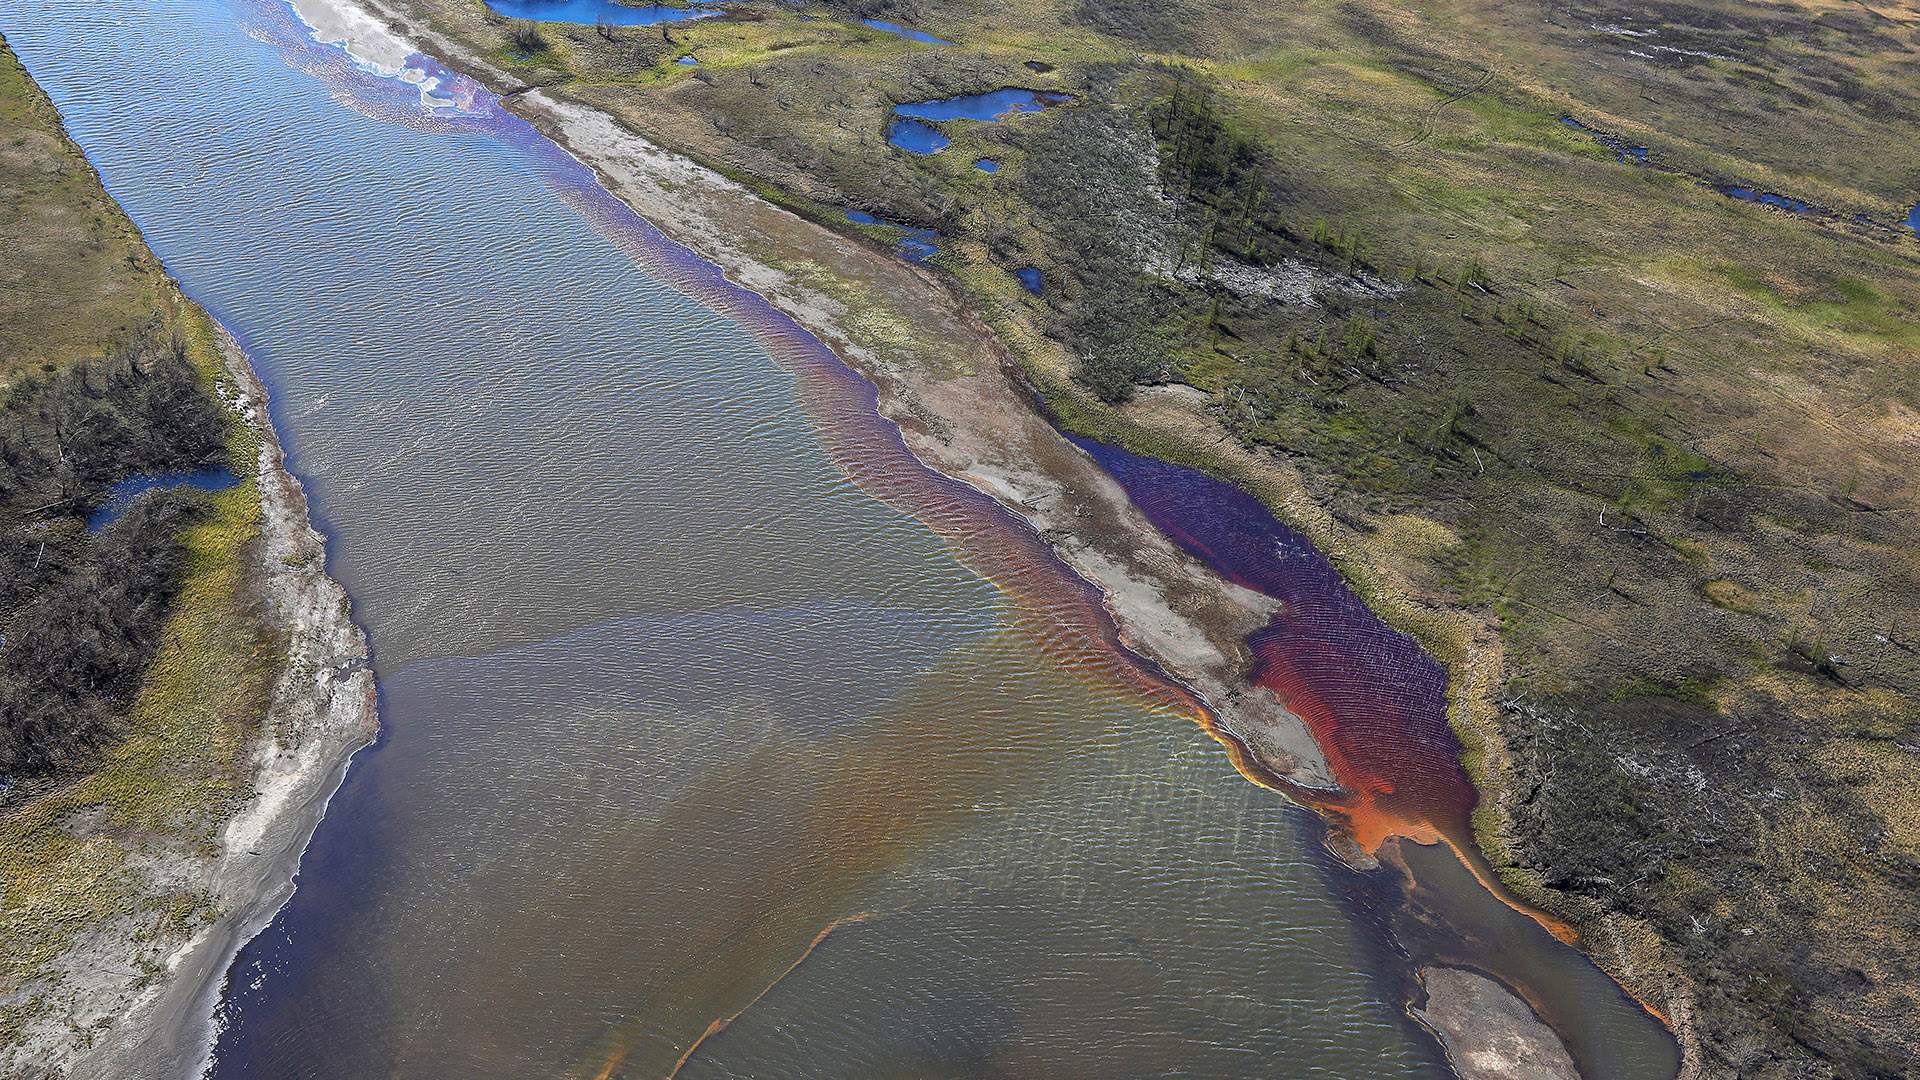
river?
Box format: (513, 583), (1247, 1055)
(2, 1), (1671, 1077)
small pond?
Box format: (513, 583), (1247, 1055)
(87, 466), (239, 532)
(887, 117), (948, 154)
(1723, 186), (1812, 214)
(895, 88), (1070, 123)
(484, 0), (716, 25)
(846, 208), (940, 262)
(973, 157), (999, 172)
(1906, 201), (1919, 235)
(1560, 115), (1647, 165)
(1015, 266), (1043, 294)
(887, 88), (1071, 154)
(674, 54), (697, 64)
(861, 18), (955, 45)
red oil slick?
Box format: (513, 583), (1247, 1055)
(1062, 434), (1476, 852)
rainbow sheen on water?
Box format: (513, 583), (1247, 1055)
(0, 1), (1470, 1076)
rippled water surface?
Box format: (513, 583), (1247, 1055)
(4, 1), (1512, 1076)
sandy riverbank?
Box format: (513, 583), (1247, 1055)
(190, 1), (1596, 1075)
(58, 325), (378, 1080)
(321, 0), (1349, 797)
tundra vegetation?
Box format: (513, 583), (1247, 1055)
(254, 0), (1920, 1075)
(0, 36), (280, 1052)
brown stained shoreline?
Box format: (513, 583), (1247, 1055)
(278, 3), (1682, 1076)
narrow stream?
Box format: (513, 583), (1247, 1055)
(2, 2), (1674, 1077)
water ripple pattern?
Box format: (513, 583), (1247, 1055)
(0, 1), (1456, 1077)
(1066, 436), (1472, 850)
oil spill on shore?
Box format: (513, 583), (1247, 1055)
(1, 0), (1667, 1076)
(1065, 432), (1683, 1079)
(1064, 433), (1472, 849)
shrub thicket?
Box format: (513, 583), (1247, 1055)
(0, 336), (230, 781)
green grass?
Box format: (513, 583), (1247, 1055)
(0, 44), (169, 377)
(1708, 260), (1920, 353)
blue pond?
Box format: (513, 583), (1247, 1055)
(1015, 266), (1043, 294)
(861, 18), (955, 45)
(674, 54), (697, 65)
(887, 89), (1070, 153)
(973, 157), (999, 173)
(1725, 186), (1812, 214)
(895, 229), (939, 262)
(87, 466), (239, 532)
(895, 88), (1067, 123)
(845, 208), (940, 262)
(1906, 202), (1919, 236)
(887, 117), (949, 154)
(485, 1), (716, 25)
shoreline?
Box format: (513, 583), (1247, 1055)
(73, 324), (378, 1080)
(321, 0), (1351, 795)
(111, 1), (1660, 1075)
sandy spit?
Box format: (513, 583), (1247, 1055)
(63, 324), (379, 1080)
(1413, 966), (1581, 1080)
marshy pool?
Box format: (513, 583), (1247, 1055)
(86, 466), (240, 532)
(1724, 186), (1812, 214)
(845, 208), (940, 262)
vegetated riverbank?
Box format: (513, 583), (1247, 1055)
(0, 38), (375, 1078)
(373, 2), (1920, 1076)
(293, 0), (1642, 1073)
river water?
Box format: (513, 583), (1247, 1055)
(3, 2), (1674, 1077)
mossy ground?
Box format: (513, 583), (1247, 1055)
(379, 1), (1920, 1074)
(0, 37), (279, 1052)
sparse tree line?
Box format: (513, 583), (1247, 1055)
(0, 336), (231, 783)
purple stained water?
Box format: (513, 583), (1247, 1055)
(1060, 433), (1473, 847)
(5, 3), (1686, 1079)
